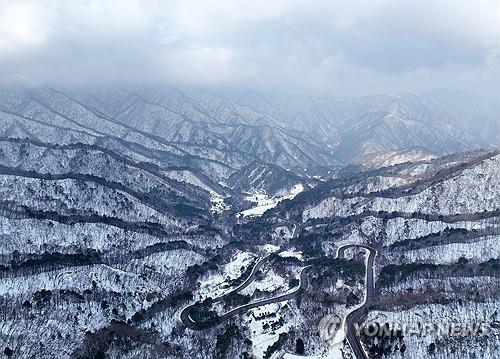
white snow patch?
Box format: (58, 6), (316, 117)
(210, 192), (231, 213)
(279, 249), (304, 261)
(366, 299), (500, 359)
(238, 184), (304, 218)
(262, 244), (280, 253)
(240, 268), (287, 296)
(335, 279), (344, 289)
(283, 343), (344, 359)
(245, 302), (289, 358)
(394, 235), (500, 264)
(195, 251), (256, 301)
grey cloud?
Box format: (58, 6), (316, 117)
(1, 0), (500, 97)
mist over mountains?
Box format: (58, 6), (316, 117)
(1, 86), (498, 171)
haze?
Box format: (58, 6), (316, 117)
(1, 0), (500, 97)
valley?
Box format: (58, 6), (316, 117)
(0, 86), (498, 359)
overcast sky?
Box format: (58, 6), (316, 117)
(1, 0), (500, 97)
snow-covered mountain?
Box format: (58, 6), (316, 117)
(228, 161), (314, 197)
(237, 89), (499, 161)
(0, 87), (342, 181)
(256, 149), (500, 358)
(353, 147), (438, 169)
(2, 87), (498, 175)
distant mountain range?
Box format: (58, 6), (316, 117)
(237, 89), (499, 161)
(1, 87), (497, 182)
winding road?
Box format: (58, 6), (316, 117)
(179, 255), (309, 330)
(179, 243), (377, 359)
(217, 266), (309, 322)
(179, 254), (274, 328)
(338, 245), (377, 359)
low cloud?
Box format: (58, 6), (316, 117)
(1, 0), (500, 96)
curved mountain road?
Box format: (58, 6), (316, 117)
(180, 243), (377, 359)
(338, 244), (377, 359)
(218, 266), (309, 322)
(179, 254), (272, 328)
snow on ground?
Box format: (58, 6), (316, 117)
(238, 192), (281, 218)
(245, 302), (289, 358)
(393, 235), (500, 264)
(282, 302), (353, 359)
(162, 169), (216, 195)
(344, 175), (410, 195)
(360, 151), (437, 170)
(398, 162), (432, 177)
(384, 217), (496, 246)
(283, 343), (345, 359)
(303, 154), (500, 221)
(273, 225), (293, 240)
(320, 246), (371, 350)
(161, 169), (232, 214)
(262, 244), (280, 253)
(383, 276), (499, 295)
(0, 301), (105, 358)
(242, 267), (310, 357)
(124, 250), (205, 277)
(240, 268), (287, 296)
(0, 216), (193, 255)
(238, 184), (304, 218)
(365, 299), (500, 359)
(210, 192), (231, 213)
(195, 251), (256, 301)
(279, 249), (304, 261)
(0, 265), (164, 324)
(278, 183), (305, 197)
(334, 230), (366, 248)
(0, 264), (162, 297)
(335, 279), (344, 289)
(140, 307), (179, 339)
(180, 233), (226, 250)
(241, 265), (354, 359)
